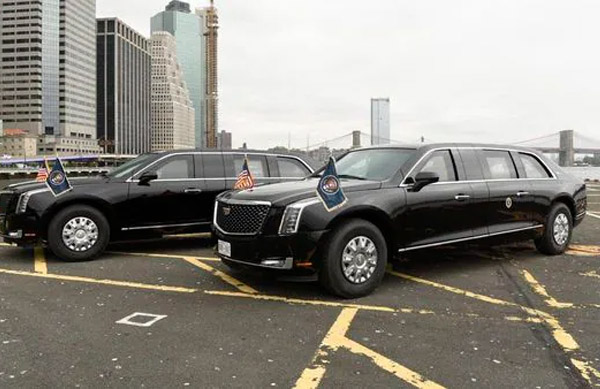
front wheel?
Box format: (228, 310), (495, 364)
(319, 219), (387, 298)
(47, 205), (110, 262)
(535, 203), (572, 255)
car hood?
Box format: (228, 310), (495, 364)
(218, 178), (381, 206)
(5, 176), (109, 193)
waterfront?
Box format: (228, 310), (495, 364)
(564, 166), (600, 180)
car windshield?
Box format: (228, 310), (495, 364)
(327, 148), (416, 181)
(107, 153), (158, 179)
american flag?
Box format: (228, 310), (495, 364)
(234, 156), (255, 190)
(35, 167), (48, 182)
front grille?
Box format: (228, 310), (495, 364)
(215, 201), (271, 235)
(0, 191), (15, 215)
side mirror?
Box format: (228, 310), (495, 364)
(410, 171), (439, 191)
(138, 171), (158, 185)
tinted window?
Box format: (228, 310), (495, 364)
(154, 155), (193, 179)
(233, 154), (267, 177)
(418, 150), (456, 182)
(482, 150), (517, 179)
(458, 149), (484, 180)
(520, 153), (551, 178)
(201, 153), (224, 178)
(277, 157), (309, 178)
(335, 149), (416, 181)
(108, 153), (157, 178)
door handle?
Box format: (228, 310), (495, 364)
(516, 191), (530, 197)
(184, 188), (203, 193)
(454, 194), (471, 201)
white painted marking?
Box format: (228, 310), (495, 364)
(115, 312), (167, 328)
(586, 212), (600, 220)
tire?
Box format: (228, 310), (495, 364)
(534, 202), (572, 255)
(47, 205), (110, 262)
(319, 219), (388, 298)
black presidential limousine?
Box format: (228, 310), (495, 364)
(0, 150), (315, 261)
(214, 144), (588, 298)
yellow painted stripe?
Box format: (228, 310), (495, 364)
(107, 251), (220, 262)
(581, 270), (600, 279)
(0, 267), (197, 293)
(183, 257), (258, 294)
(388, 270), (580, 352)
(568, 245), (600, 254)
(571, 359), (600, 387)
(205, 290), (398, 313)
(520, 269), (573, 308)
(33, 246), (47, 274)
(0, 242), (14, 247)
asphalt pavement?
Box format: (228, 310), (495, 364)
(0, 184), (599, 388)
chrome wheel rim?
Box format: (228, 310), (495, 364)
(552, 213), (569, 246)
(341, 236), (378, 284)
(62, 216), (99, 252)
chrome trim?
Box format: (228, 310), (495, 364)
(400, 147), (557, 187)
(220, 255), (294, 270)
(397, 224), (544, 253)
(576, 211), (587, 219)
(121, 221), (211, 231)
(213, 199), (272, 236)
(16, 188), (51, 214)
(278, 197), (320, 235)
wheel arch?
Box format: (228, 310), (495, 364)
(551, 194), (576, 219)
(40, 197), (117, 240)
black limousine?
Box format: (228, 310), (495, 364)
(0, 150), (315, 261)
(214, 144), (588, 298)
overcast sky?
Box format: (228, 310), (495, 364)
(98, 0), (600, 149)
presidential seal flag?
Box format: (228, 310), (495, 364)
(316, 156), (347, 212)
(46, 157), (72, 197)
(234, 155), (255, 190)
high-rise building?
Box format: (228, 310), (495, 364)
(198, 1), (219, 149)
(151, 1), (207, 148)
(0, 0), (99, 155)
(217, 130), (231, 149)
(97, 18), (151, 155)
(150, 32), (195, 151)
(371, 98), (390, 145)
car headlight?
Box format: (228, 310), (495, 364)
(278, 198), (320, 235)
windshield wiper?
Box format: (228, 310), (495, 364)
(338, 174), (367, 181)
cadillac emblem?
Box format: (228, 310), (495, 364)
(222, 206), (231, 216)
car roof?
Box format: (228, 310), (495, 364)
(352, 143), (540, 153)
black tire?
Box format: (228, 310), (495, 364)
(47, 205), (110, 262)
(319, 219), (388, 298)
(534, 202), (572, 255)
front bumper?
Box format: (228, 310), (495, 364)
(0, 213), (40, 245)
(213, 229), (327, 270)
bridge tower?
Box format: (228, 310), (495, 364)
(352, 131), (361, 148)
(559, 129), (574, 167)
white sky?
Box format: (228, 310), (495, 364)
(97, 0), (600, 149)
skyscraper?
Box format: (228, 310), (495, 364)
(198, 1), (219, 149)
(151, 1), (207, 148)
(97, 18), (151, 155)
(371, 98), (390, 145)
(150, 32), (195, 151)
(0, 0), (99, 154)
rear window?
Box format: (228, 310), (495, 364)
(481, 150), (517, 179)
(233, 154), (268, 177)
(519, 153), (551, 178)
(277, 157), (309, 178)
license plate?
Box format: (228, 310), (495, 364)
(218, 240), (231, 257)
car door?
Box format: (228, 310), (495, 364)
(400, 149), (476, 248)
(126, 154), (203, 228)
(514, 151), (555, 226)
(195, 152), (226, 223)
(477, 149), (535, 234)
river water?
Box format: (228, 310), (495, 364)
(563, 167), (600, 181)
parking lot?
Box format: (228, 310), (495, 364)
(0, 184), (599, 388)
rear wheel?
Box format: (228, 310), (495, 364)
(534, 202), (572, 255)
(319, 219), (387, 298)
(48, 205), (110, 262)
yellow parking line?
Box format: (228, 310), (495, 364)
(295, 308), (446, 389)
(520, 269), (573, 308)
(0, 242), (14, 247)
(107, 251), (220, 262)
(183, 257), (259, 294)
(0, 267), (197, 293)
(571, 359), (600, 387)
(581, 270), (600, 280)
(33, 246), (47, 274)
(387, 270), (579, 352)
(205, 290), (400, 313)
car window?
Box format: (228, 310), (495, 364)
(519, 153), (551, 179)
(334, 148), (416, 181)
(200, 153), (224, 178)
(154, 155), (193, 179)
(277, 157), (309, 178)
(233, 154), (267, 177)
(417, 150), (456, 182)
(482, 150), (517, 179)
(458, 149), (485, 180)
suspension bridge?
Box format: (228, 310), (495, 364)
(304, 130), (600, 167)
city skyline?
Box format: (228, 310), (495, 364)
(98, 0), (600, 150)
